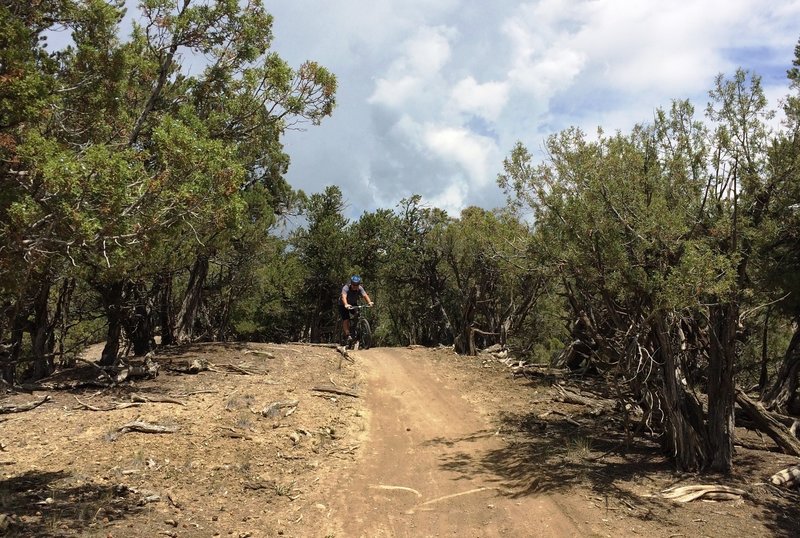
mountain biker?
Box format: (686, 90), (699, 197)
(339, 275), (374, 343)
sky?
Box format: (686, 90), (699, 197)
(42, 1), (800, 219)
(263, 0), (800, 218)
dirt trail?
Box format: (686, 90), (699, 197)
(322, 347), (586, 537)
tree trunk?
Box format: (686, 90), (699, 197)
(99, 281), (126, 366)
(454, 285), (477, 355)
(762, 323), (800, 414)
(175, 255), (210, 344)
(1, 313), (27, 385)
(125, 282), (155, 356)
(653, 317), (708, 471)
(309, 295), (328, 343)
(707, 303), (737, 473)
(157, 272), (175, 346)
(26, 282), (54, 381)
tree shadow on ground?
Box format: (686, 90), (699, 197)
(426, 408), (800, 534)
(0, 470), (146, 537)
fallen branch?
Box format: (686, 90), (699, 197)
(73, 395), (142, 412)
(311, 386), (359, 398)
(512, 365), (568, 379)
(130, 393), (186, 406)
(0, 395), (51, 414)
(294, 343), (341, 349)
(176, 389), (219, 397)
(242, 350), (275, 358)
(553, 385), (609, 408)
(660, 484), (746, 502)
(334, 345), (354, 363)
(261, 400), (299, 418)
(770, 465), (800, 489)
(164, 358), (210, 374)
(735, 389), (800, 456)
(537, 409), (581, 426)
(111, 420), (178, 440)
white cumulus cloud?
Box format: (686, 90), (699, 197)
(422, 125), (498, 187)
(368, 25), (455, 107)
(450, 77), (510, 121)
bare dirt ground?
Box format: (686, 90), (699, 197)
(1, 343), (799, 537)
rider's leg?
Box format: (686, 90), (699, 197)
(339, 303), (351, 339)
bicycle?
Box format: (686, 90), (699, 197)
(346, 304), (372, 350)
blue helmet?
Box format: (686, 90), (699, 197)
(350, 275), (362, 285)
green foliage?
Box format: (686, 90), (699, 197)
(0, 0), (336, 378)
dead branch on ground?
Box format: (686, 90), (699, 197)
(130, 393), (186, 406)
(735, 389), (800, 456)
(661, 484), (746, 502)
(0, 395), (51, 414)
(73, 395), (141, 411)
(242, 350), (275, 358)
(311, 386), (359, 398)
(770, 465), (800, 489)
(164, 358), (211, 374)
(110, 420), (178, 440)
(261, 400), (299, 418)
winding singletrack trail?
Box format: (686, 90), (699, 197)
(322, 347), (588, 537)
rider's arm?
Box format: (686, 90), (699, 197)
(341, 285), (350, 307)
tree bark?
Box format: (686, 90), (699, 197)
(125, 282), (155, 356)
(736, 389), (800, 456)
(157, 272), (175, 346)
(707, 303), (737, 472)
(26, 281), (54, 380)
(653, 317), (708, 471)
(175, 255), (210, 344)
(99, 281), (126, 366)
(454, 285), (477, 355)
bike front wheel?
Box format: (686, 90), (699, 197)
(357, 318), (372, 350)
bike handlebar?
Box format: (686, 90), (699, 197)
(347, 304), (373, 310)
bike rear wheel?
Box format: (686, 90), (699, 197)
(357, 318), (371, 349)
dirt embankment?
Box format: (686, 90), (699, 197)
(1, 344), (798, 537)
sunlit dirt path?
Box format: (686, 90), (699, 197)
(319, 347), (588, 537)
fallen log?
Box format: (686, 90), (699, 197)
(661, 484), (746, 502)
(553, 385), (610, 408)
(770, 465), (800, 489)
(735, 389), (800, 456)
(0, 395), (51, 414)
(111, 357), (160, 383)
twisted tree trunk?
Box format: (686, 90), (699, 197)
(175, 255), (209, 344)
(99, 280), (126, 366)
(707, 303), (738, 472)
(653, 317), (709, 471)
